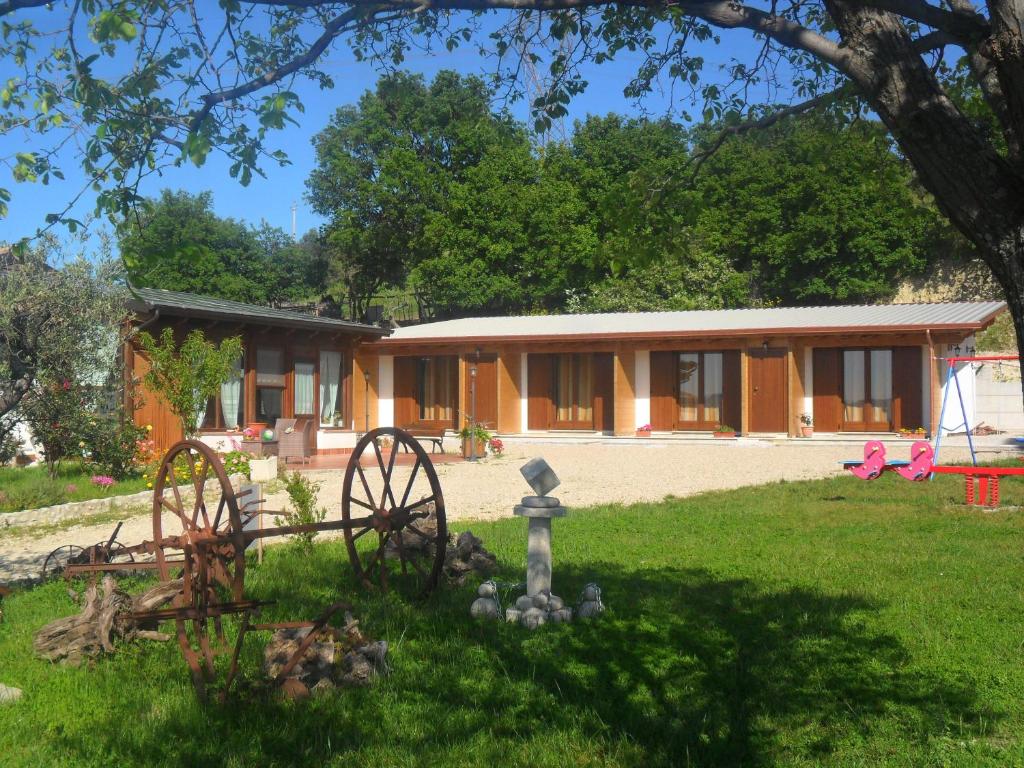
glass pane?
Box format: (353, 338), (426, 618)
(555, 355), (573, 422)
(256, 349), (285, 387)
(256, 388), (282, 423)
(704, 353), (723, 424)
(678, 353), (699, 422)
(576, 355), (593, 423)
(319, 351), (342, 425)
(294, 361), (315, 414)
(201, 396), (217, 429)
(843, 351), (865, 422)
(870, 350), (893, 423)
(419, 357), (454, 422)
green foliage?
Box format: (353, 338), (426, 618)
(221, 450), (252, 479)
(977, 313), (1018, 353)
(458, 422), (493, 442)
(120, 190), (326, 305)
(276, 471), (327, 551)
(83, 417), (147, 481)
(0, 462), (148, 513)
(136, 328), (243, 438)
(5, 472), (1024, 763)
(19, 380), (96, 479)
(689, 117), (941, 304)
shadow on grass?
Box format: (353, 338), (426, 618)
(43, 548), (995, 767)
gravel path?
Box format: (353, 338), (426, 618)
(0, 440), (1000, 582)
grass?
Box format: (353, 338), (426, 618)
(0, 463), (149, 513)
(2, 470), (1024, 766)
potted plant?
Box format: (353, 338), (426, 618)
(636, 423), (653, 437)
(799, 412), (813, 438)
(898, 427), (926, 439)
(713, 424), (737, 438)
(459, 422), (492, 458)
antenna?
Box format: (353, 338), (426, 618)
(290, 201), (297, 239)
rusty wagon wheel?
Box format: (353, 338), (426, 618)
(41, 544), (87, 580)
(342, 427), (448, 597)
(152, 440), (246, 605)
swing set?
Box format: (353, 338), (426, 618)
(844, 354), (1024, 508)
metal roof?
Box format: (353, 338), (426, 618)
(386, 302), (1006, 342)
(128, 286), (389, 336)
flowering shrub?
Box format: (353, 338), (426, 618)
(222, 451), (252, 478)
(135, 436), (159, 467)
(91, 475), (115, 489)
(488, 437), (504, 456)
(242, 426), (258, 440)
(85, 418), (148, 480)
(637, 423), (653, 432)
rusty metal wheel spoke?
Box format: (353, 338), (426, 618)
(342, 428), (447, 597)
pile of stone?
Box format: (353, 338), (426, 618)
(263, 609), (388, 700)
(384, 508), (497, 585)
(470, 581), (605, 629)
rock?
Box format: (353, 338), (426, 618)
(581, 584), (601, 602)
(470, 597), (499, 620)
(279, 677), (310, 701)
(340, 651), (375, 687)
(359, 640), (388, 667)
(520, 607), (546, 630)
(263, 627), (335, 684)
(577, 600), (603, 619)
(311, 678), (336, 696)
(504, 608), (521, 623)
(477, 581), (497, 598)
(531, 592), (550, 609)
(514, 595), (534, 612)
(0, 684), (22, 704)
(549, 607), (573, 624)
(548, 594), (565, 611)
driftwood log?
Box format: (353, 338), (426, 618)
(34, 577), (181, 666)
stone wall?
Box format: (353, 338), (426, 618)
(0, 473), (247, 530)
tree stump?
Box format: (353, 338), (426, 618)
(34, 577), (181, 665)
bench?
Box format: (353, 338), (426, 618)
(402, 423), (447, 454)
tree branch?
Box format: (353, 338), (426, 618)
(855, 0), (990, 44)
(0, 0), (49, 17)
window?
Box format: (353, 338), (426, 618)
(843, 349), (893, 427)
(294, 360), (315, 416)
(554, 354), (594, 426)
(677, 351), (724, 426)
(319, 351), (344, 427)
(256, 348), (284, 423)
(198, 355), (244, 431)
(417, 357), (455, 423)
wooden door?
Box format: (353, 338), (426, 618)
(593, 353), (614, 432)
(748, 348), (788, 432)
(465, 355), (498, 429)
(393, 356), (418, 428)
(649, 351), (676, 430)
(722, 351), (742, 431)
(527, 354), (553, 430)
(893, 346), (923, 430)
(812, 348), (842, 432)
(840, 349), (894, 431)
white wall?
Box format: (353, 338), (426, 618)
(802, 347), (813, 420)
(519, 352), (529, 433)
(378, 355), (394, 428)
(634, 350), (650, 429)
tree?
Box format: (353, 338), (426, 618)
(121, 190), (310, 305)
(0, 244), (126, 420)
(3, 2), (1024, 394)
(136, 328), (243, 439)
(308, 70), (523, 317)
(689, 116), (944, 304)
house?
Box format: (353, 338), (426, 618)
(126, 287), (389, 454)
(126, 289), (1006, 451)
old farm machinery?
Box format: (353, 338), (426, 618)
(56, 427), (448, 701)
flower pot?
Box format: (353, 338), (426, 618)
(636, 429), (652, 438)
(461, 438), (487, 458)
(713, 431), (737, 439)
(801, 426), (813, 438)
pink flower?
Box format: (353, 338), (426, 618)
(90, 475), (115, 488)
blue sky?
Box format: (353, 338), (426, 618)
(0, 13), (773, 251)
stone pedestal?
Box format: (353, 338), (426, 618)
(514, 503), (566, 597)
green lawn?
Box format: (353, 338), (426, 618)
(2, 470), (1024, 766)
(0, 464), (149, 513)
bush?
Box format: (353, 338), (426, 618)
(275, 472), (327, 551)
(85, 418), (148, 480)
(222, 450), (252, 478)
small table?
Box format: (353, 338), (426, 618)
(240, 439), (278, 457)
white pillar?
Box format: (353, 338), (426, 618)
(378, 355), (394, 428)
(803, 347), (814, 420)
(634, 350), (650, 429)
(520, 352), (529, 433)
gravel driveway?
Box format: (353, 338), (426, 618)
(0, 439), (1001, 583)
